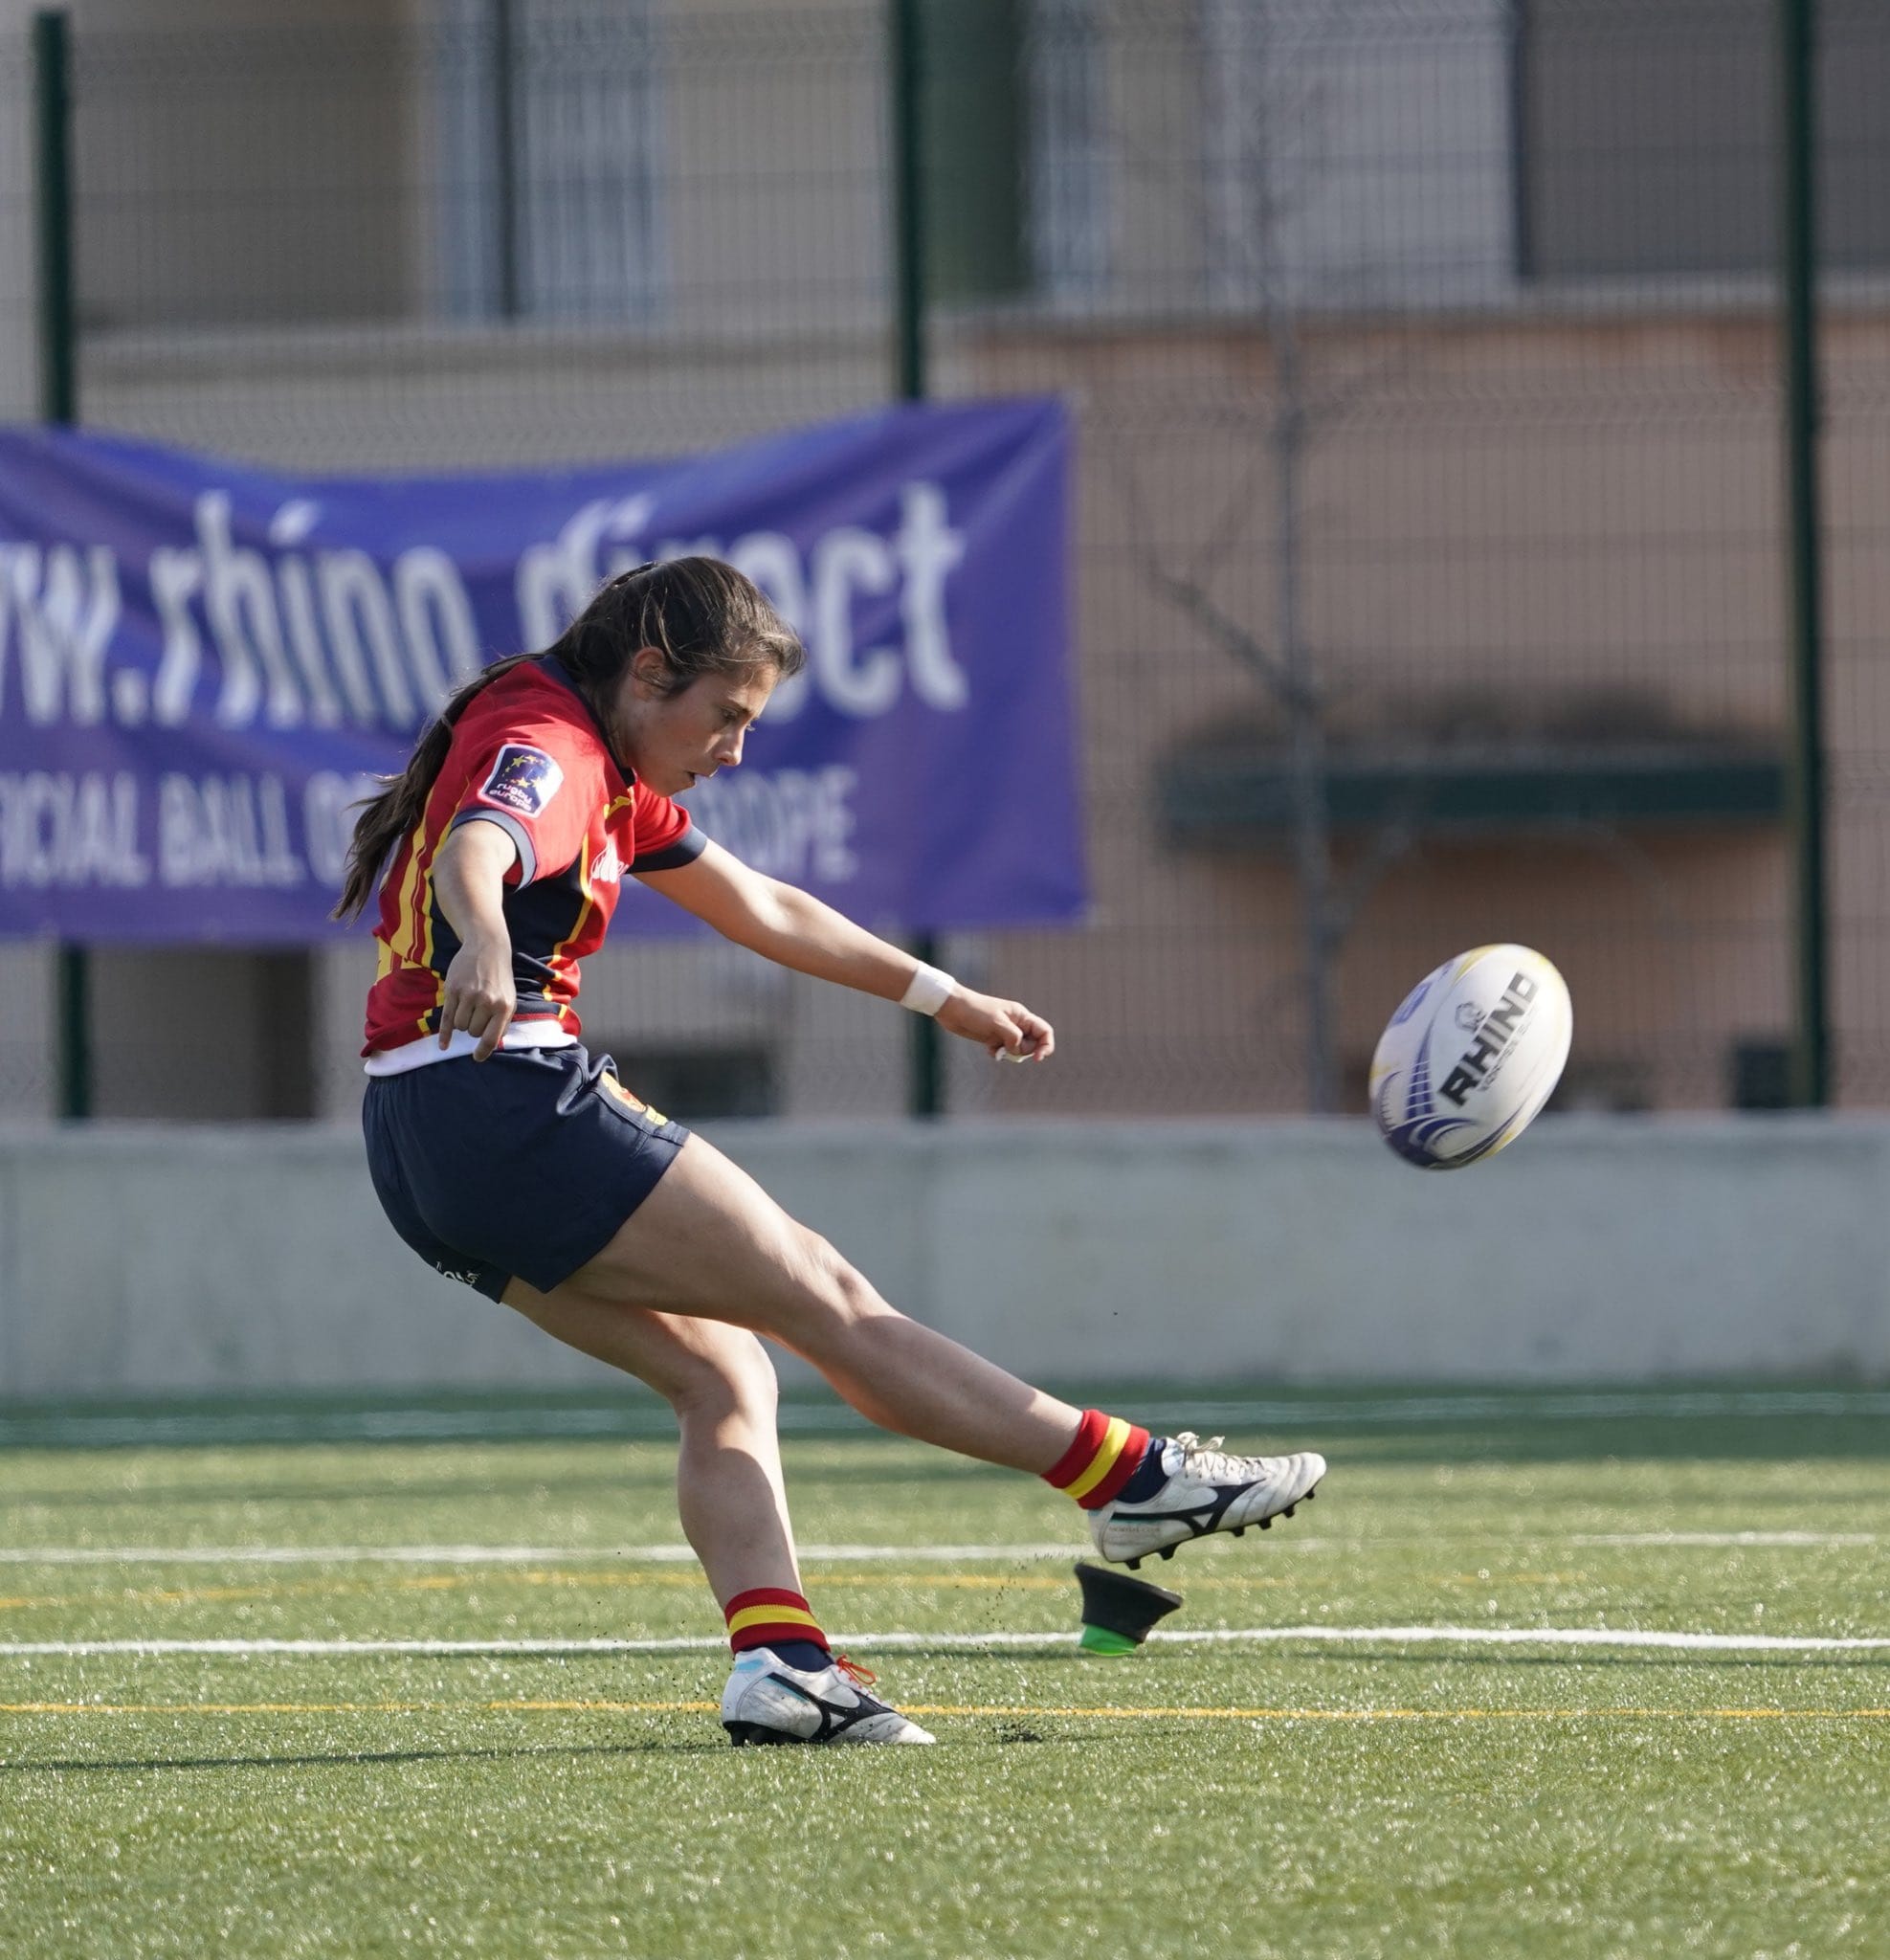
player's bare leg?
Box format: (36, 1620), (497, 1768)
(500, 1284), (802, 1605)
(560, 1133), (1086, 1470)
(558, 1133), (1323, 1559)
(506, 1134), (1321, 1741)
(502, 1270), (935, 1746)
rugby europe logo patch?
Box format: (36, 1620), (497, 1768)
(478, 744), (564, 817)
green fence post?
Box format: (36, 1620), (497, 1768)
(33, 9), (90, 1122)
(889, 0), (943, 1119)
(1779, 0), (1829, 1108)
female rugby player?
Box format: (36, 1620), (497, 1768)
(339, 557), (1324, 1747)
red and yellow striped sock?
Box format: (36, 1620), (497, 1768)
(1041, 1409), (1152, 1511)
(723, 1587), (829, 1656)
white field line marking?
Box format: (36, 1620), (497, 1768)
(3, 1624), (1888, 1660)
(1572, 1531), (1878, 1548)
(0, 1542), (1097, 1568)
(7, 1387), (1889, 1448)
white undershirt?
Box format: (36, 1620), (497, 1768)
(363, 1019), (578, 1077)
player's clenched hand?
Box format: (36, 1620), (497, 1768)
(438, 936), (517, 1061)
(937, 988), (1056, 1064)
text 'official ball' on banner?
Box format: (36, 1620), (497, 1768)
(0, 397), (1081, 943)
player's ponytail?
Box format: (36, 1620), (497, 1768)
(333, 557), (803, 922)
(331, 652), (536, 921)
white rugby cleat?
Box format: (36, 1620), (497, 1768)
(720, 1648), (935, 1747)
(1087, 1432), (1326, 1569)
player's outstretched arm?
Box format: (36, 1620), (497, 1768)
(636, 839), (1054, 1061)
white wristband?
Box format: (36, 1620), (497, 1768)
(900, 962), (955, 1016)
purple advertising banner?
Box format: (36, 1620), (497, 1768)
(0, 397), (1082, 943)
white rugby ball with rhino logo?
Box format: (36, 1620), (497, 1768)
(1369, 945), (1573, 1169)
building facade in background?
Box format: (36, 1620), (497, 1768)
(0, 0), (1884, 1120)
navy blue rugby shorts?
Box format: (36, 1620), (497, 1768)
(362, 1044), (691, 1302)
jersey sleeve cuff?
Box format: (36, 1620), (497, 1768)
(448, 807), (536, 885)
(630, 824), (709, 874)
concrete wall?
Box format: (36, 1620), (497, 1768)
(2, 1115), (1884, 1398)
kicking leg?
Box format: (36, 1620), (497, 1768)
(561, 1132), (1324, 1566)
(563, 1133), (1085, 1471)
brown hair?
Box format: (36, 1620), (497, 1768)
(332, 556), (804, 921)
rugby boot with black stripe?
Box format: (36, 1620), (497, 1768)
(720, 1648), (935, 1746)
(1087, 1431), (1326, 1568)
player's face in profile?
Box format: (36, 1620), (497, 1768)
(613, 658), (776, 794)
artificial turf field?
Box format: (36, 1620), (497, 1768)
(0, 1386), (1885, 1958)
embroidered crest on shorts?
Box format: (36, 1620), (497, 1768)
(478, 744), (564, 817)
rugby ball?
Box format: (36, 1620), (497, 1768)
(1368, 945), (1572, 1169)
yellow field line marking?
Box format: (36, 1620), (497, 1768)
(0, 1701), (719, 1717)
(905, 1705), (1890, 1723)
(0, 1576), (469, 1615)
(2, 1567), (1610, 1617)
(0, 1573), (1084, 1615)
(2, 1701), (1887, 1722)
(0, 1572), (1085, 1615)
(0, 1545), (1089, 1569)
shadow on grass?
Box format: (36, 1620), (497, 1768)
(0, 1738), (729, 1775)
(0, 1727), (1108, 1775)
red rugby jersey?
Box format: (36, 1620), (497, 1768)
(362, 656), (704, 1056)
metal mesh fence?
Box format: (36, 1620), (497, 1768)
(3, 0), (1888, 1121)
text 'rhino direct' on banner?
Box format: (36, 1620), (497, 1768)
(0, 396), (1081, 942)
